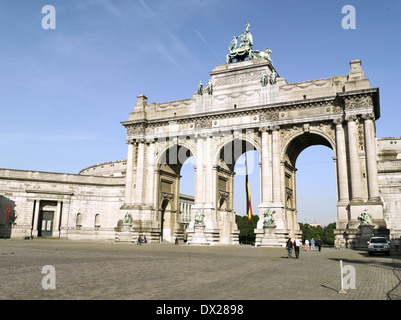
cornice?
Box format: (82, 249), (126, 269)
(122, 88), (380, 137)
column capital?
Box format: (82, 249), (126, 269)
(361, 113), (375, 121)
(259, 126), (269, 133)
(345, 114), (358, 122)
(333, 117), (344, 125)
(270, 125), (280, 132)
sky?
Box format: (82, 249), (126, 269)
(1, 0), (400, 225)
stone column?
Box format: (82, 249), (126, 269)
(260, 128), (272, 204)
(362, 113), (381, 203)
(205, 135), (213, 205)
(124, 140), (135, 206)
(32, 200), (40, 237)
(195, 135), (204, 205)
(145, 141), (156, 206)
(53, 201), (62, 237)
(134, 139), (146, 206)
(346, 115), (364, 204)
(334, 118), (350, 204)
(271, 126), (281, 204)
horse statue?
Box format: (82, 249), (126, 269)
(253, 48), (273, 64)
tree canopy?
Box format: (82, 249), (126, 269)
(299, 222), (336, 245)
(235, 215), (259, 244)
(234, 216), (336, 245)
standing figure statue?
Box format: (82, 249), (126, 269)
(229, 36), (238, 52)
(270, 69), (278, 85)
(260, 73), (268, 87)
(207, 80), (213, 95)
(197, 81), (203, 96)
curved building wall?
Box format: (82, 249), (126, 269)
(79, 160), (127, 177)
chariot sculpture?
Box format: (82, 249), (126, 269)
(226, 23), (273, 65)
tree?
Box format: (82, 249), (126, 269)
(235, 215), (259, 244)
(299, 222), (336, 246)
(323, 222), (336, 245)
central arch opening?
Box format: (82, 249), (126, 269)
(217, 138), (260, 244)
(284, 132), (336, 237)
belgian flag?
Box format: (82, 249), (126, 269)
(245, 153), (253, 221)
(5, 206), (11, 229)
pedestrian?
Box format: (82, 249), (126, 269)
(305, 239), (309, 251)
(335, 238), (341, 250)
(286, 237), (293, 259)
(294, 236), (301, 258)
(137, 235), (142, 245)
(143, 235), (147, 243)
(310, 237), (315, 251)
(395, 238), (400, 252)
(317, 238), (322, 252)
(175, 237), (179, 245)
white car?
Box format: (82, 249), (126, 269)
(367, 237), (391, 256)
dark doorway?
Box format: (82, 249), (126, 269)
(39, 211), (54, 237)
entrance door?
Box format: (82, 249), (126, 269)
(40, 211), (54, 237)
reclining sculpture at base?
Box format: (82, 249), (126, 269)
(358, 208), (373, 225)
(226, 22), (273, 65)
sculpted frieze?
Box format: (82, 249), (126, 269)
(259, 109), (279, 121)
(344, 95), (373, 110)
(126, 123), (146, 135)
(214, 71), (264, 87)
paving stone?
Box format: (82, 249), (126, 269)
(0, 240), (399, 300)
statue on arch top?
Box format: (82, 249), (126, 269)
(226, 23), (273, 65)
(226, 22), (254, 64)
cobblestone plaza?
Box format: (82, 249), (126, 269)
(0, 239), (400, 301)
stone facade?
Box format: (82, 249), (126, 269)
(0, 167), (125, 240)
(1, 57), (400, 247)
(377, 137), (401, 242)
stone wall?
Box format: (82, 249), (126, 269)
(0, 168), (125, 239)
(377, 137), (401, 242)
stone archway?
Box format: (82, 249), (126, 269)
(157, 144), (194, 242)
(121, 57), (388, 247)
(282, 130), (336, 237)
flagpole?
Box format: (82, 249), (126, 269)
(245, 152), (252, 222)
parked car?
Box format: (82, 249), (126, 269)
(367, 237), (390, 256)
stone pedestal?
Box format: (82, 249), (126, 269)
(255, 225), (282, 247)
(187, 224), (209, 245)
(346, 224), (374, 249)
(115, 223), (135, 243)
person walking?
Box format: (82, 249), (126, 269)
(317, 238), (323, 252)
(294, 237), (301, 258)
(286, 237), (293, 259)
(310, 237), (315, 251)
(137, 235), (142, 245)
(304, 239), (309, 251)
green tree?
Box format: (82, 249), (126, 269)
(300, 222), (336, 246)
(235, 215), (259, 244)
(323, 222), (336, 245)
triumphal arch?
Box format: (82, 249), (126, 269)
(120, 24), (388, 246)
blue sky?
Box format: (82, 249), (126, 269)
(1, 1), (400, 224)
